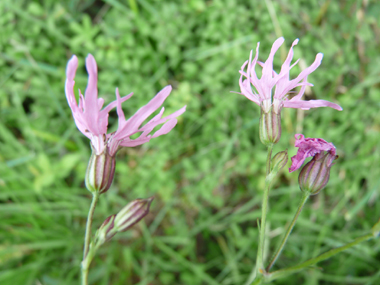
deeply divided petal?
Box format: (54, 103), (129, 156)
(113, 85), (173, 141)
(65, 55), (79, 111)
(289, 134), (336, 172)
(83, 54), (103, 135)
(283, 99), (343, 111)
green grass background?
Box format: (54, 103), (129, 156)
(1, 0), (380, 284)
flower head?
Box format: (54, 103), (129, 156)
(238, 37), (342, 114)
(65, 54), (186, 156)
(289, 134), (336, 173)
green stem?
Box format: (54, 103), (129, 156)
(266, 192), (310, 271)
(81, 192), (99, 285)
(81, 241), (101, 285)
(256, 144), (274, 272)
(250, 275), (263, 285)
(82, 267), (89, 285)
(266, 233), (374, 282)
(266, 144), (273, 176)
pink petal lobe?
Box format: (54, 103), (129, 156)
(152, 119), (178, 137)
(120, 137), (152, 147)
(65, 55), (79, 110)
(238, 77), (260, 105)
(289, 134), (336, 172)
(83, 54), (103, 135)
(113, 85), (173, 141)
(288, 53), (323, 90)
(101, 92), (133, 116)
(283, 99), (343, 111)
(140, 105), (186, 132)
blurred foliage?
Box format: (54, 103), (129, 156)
(1, 0), (380, 284)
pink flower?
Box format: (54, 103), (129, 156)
(65, 54), (186, 156)
(238, 37), (342, 114)
(289, 134), (336, 172)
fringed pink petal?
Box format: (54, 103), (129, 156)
(113, 85), (173, 141)
(83, 54), (103, 135)
(283, 99), (343, 111)
(139, 105), (186, 132)
(286, 53), (323, 92)
(238, 78), (260, 105)
(261, 37), (284, 81)
(248, 44), (265, 97)
(274, 58), (301, 99)
(119, 137), (152, 147)
(289, 134), (336, 172)
(65, 55), (79, 111)
(101, 92), (133, 116)
(260, 37), (284, 97)
(152, 118), (178, 137)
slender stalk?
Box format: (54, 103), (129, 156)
(250, 275), (263, 285)
(256, 144), (274, 272)
(266, 191), (310, 271)
(266, 233), (374, 282)
(266, 144), (273, 176)
(82, 241), (101, 285)
(82, 267), (89, 285)
(81, 192), (99, 285)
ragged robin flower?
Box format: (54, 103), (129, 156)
(237, 37), (342, 145)
(65, 54), (186, 193)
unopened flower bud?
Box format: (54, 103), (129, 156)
(259, 106), (281, 146)
(96, 214), (116, 244)
(85, 146), (116, 194)
(271, 150), (288, 174)
(298, 152), (337, 195)
(114, 197), (154, 232)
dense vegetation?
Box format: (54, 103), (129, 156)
(1, 0), (379, 284)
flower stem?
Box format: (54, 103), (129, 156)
(82, 267), (89, 285)
(266, 144), (273, 176)
(81, 192), (99, 285)
(256, 144), (274, 272)
(81, 241), (100, 285)
(266, 191), (310, 271)
(266, 232), (374, 282)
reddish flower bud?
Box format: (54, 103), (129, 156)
(259, 106), (281, 146)
(85, 146), (116, 194)
(271, 149), (288, 174)
(96, 214), (116, 244)
(114, 197), (154, 232)
(298, 152), (337, 195)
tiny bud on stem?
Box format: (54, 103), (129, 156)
(114, 197), (154, 232)
(271, 150), (288, 174)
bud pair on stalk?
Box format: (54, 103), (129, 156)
(95, 198), (154, 245)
